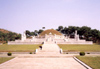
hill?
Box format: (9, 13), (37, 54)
(0, 28), (21, 43)
(0, 28), (10, 33)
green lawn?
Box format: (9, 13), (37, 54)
(0, 44), (42, 52)
(77, 56), (100, 69)
(0, 57), (14, 64)
(58, 44), (100, 52)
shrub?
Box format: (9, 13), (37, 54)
(66, 52), (68, 54)
(7, 52), (12, 56)
(87, 52), (90, 54)
(29, 52), (32, 54)
(79, 52), (85, 56)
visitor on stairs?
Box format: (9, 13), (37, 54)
(39, 46), (42, 50)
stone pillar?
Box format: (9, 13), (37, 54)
(35, 49), (38, 54)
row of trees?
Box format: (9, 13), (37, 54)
(0, 26), (100, 44)
(56, 26), (100, 43)
(25, 29), (43, 37)
(0, 31), (21, 43)
(25, 27), (45, 37)
(0, 29), (44, 43)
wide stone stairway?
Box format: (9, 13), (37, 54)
(37, 43), (60, 55)
(0, 43), (86, 69)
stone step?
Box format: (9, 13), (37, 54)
(18, 55), (73, 58)
(38, 50), (59, 52)
(37, 52), (60, 54)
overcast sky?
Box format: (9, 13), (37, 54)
(0, 0), (100, 34)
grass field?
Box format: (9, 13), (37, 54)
(77, 56), (100, 69)
(0, 44), (42, 52)
(0, 57), (14, 64)
(58, 44), (100, 52)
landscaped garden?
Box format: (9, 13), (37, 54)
(0, 57), (14, 64)
(77, 56), (100, 69)
(58, 44), (100, 52)
(0, 44), (41, 52)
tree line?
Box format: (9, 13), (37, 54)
(25, 29), (43, 38)
(0, 26), (100, 44)
(56, 26), (100, 43)
(0, 29), (44, 43)
(0, 31), (21, 43)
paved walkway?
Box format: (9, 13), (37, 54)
(0, 43), (86, 69)
(0, 57), (85, 69)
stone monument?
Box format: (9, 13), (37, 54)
(21, 31), (26, 41)
(75, 30), (79, 41)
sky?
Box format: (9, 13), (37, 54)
(0, 0), (100, 34)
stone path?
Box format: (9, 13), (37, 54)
(0, 57), (85, 69)
(0, 43), (86, 69)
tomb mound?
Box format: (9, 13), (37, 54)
(39, 29), (62, 36)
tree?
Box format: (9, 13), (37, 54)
(57, 26), (63, 32)
(7, 32), (16, 41)
(78, 26), (91, 35)
(15, 34), (21, 40)
(30, 32), (35, 36)
(78, 26), (91, 40)
(91, 29), (99, 42)
(0, 29), (21, 43)
(61, 27), (68, 35)
(0, 31), (2, 37)
(34, 30), (38, 36)
(26, 30), (31, 37)
(0, 31), (3, 41)
(38, 29), (43, 34)
(42, 27), (45, 29)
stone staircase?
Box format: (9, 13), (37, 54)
(37, 43), (60, 55)
(18, 43), (74, 58)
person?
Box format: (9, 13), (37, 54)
(39, 46), (42, 50)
